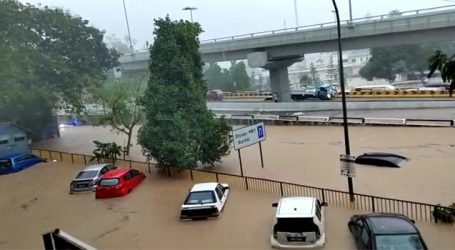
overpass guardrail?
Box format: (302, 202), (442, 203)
(215, 114), (455, 127)
(32, 148), (455, 224)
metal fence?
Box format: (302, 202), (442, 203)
(32, 149), (453, 224)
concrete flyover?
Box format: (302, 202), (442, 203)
(119, 5), (455, 101)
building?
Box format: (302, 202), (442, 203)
(0, 124), (29, 158)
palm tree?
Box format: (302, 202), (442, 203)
(427, 50), (455, 97)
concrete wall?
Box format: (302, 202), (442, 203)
(207, 100), (455, 113)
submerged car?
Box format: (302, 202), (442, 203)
(95, 168), (145, 199)
(271, 197), (328, 248)
(0, 153), (43, 175)
(348, 213), (428, 250)
(69, 164), (117, 194)
(180, 182), (230, 220)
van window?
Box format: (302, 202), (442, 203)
(0, 139), (8, 145)
(274, 218), (320, 235)
(15, 154), (35, 162)
(99, 178), (120, 187)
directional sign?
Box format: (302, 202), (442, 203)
(232, 123), (266, 150)
(340, 154), (356, 178)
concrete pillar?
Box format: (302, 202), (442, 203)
(263, 58), (302, 102)
(269, 67), (292, 102)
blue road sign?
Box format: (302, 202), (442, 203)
(257, 125), (264, 139)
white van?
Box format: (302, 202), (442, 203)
(271, 197), (327, 248)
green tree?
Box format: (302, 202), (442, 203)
(91, 140), (122, 164)
(93, 79), (144, 155)
(0, 0), (118, 138)
(230, 61), (250, 91)
(299, 74), (312, 88)
(326, 56), (338, 84)
(105, 34), (136, 54)
(310, 63), (320, 85)
(427, 50), (455, 96)
(138, 17), (231, 169)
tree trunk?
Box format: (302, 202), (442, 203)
(126, 128), (133, 156)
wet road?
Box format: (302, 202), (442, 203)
(34, 125), (455, 205)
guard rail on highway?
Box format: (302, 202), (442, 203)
(214, 114), (455, 127)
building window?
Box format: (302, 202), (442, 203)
(0, 140), (8, 145)
(343, 59), (349, 63)
(15, 137), (25, 142)
(351, 58), (356, 63)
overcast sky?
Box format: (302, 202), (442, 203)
(20, 0), (454, 49)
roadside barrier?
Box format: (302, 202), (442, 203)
(32, 148), (455, 224)
(215, 114), (455, 127)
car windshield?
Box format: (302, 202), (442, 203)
(184, 191), (215, 205)
(375, 234), (426, 250)
(99, 178), (120, 187)
(274, 218), (319, 234)
(76, 170), (98, 179)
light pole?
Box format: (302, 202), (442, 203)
(122, 0), (134, 53)
(293, 0), (299, 27)
(183, 6), (197, 22)
(331, 0), (355, 201)
(349, 0), (353, 23)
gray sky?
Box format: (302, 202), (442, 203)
(20, 0), (454, 49)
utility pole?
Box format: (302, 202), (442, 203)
(293, 0), (299, 27)
(349, 0), (353, 23)
(122, 0), (134, 53)
(332, 0), (355, 201)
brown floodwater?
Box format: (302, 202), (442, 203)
(0, 161), (454, 249)
(34, 125), (455, 204)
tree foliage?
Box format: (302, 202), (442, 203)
(427, 50), (455, 96)
(138, 17), (231, 169)
(326, 56), (338, 84)
(93, 79), (144, 155)
(309, 63), (320, 85)
(91, 140), (122, 164)
(0, 0), (118, 137)
(299, 74), (312, 88)
(204, 62), (250, 92)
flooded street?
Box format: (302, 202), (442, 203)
(1, 161), (454, 249)
(34, 125), (455, 205)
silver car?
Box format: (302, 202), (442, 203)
(69, 164), (117, 194)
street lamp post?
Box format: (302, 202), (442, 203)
(122, 0), (134, 53)
(331, 0), (355, 201)
(183, 6), (197, 22)
(349, 0), (353, 23)
(293, 0), (299, 27)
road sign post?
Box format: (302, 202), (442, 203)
(232, 122), (267, 174)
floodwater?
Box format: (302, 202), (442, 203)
(1, 161), (454, 249)
(34, 125), (455, 205)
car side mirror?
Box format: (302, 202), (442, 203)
(272, 202), (278, 207)
(321, 202), (328, 207)
(410, 219), (415, 224)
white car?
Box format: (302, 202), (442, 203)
(180, 182), (230, 220)
(271, 197), (328, 248)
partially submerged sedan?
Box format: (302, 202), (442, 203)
(348, 213), (428, 249)
(69, 164), (117, 194)
(0, 153), (43, 175)
(180, 182), (230, 220)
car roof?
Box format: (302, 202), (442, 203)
(101, 168), (129, 178)
(276, 197), (316, 218)
(190, 182), (219, 192)
(82, 164), (111, 171)
(0, 152), (34, 160)
(364, 214), (418, 235)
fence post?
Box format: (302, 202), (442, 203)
(148, 162), (151, 175)
(371, 196), (376, 212)
(190, 169), (193, 181)
(322, 189), (326, 203)
(83, 155), (87, 165)
(245, 177), (249, 190)
(280, 182), (284, 196)
(59, 151), (63, 161)
(216, 172), (219, 182)
(38, 149), (42, 157)
(129, 160), (132, 169)
(167, 166), (171, 177)
(71, 153), (74, 163)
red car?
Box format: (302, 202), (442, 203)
(95, 168), (145, 199)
